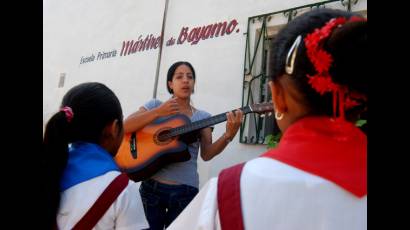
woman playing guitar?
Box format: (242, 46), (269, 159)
(123, 61), (243, 229)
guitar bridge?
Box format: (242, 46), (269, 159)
(130, 132), (138, 159)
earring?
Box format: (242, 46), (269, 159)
(275, 111), (284, 120)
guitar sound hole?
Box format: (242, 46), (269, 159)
(154, 128), (174, 145)
(158, 130), (170, 141)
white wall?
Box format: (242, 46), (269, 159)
(43, 0), (367, 188)
(43, 0), (165, 123)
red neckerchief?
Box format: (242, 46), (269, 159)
(262, 116), (367, 197)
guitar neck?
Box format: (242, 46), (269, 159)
(168, 106), (253, 137)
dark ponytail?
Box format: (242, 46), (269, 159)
(43, 82), (123, 228)
(43, 111), (70, 229)
(327, 19), (368, 96)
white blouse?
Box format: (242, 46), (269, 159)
(57, 171), (149, 230)
(167, 157), (367, 230)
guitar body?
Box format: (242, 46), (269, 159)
(114, 114), (196, 182)
(114, 102), (273, 182)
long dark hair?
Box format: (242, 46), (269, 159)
(269, 8), (367, 118)
(43, 82), (123, 228)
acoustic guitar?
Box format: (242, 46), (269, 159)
(114, 103), (274, 181)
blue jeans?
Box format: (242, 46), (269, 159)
(140, 179), (199, 230)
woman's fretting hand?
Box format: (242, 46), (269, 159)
(224, 109), (243, 141)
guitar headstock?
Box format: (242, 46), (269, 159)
(250, 102), (274, 114)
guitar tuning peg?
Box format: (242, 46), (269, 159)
(268, 112), (272, 116)
(260, 114), (265, 118)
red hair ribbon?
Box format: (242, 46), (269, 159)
(60, 106), (74, 123)
(304, 16), (366, 120)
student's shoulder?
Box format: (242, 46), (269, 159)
(109, 173), (140, 205)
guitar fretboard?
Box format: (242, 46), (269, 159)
(160, 106), (252, 139)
